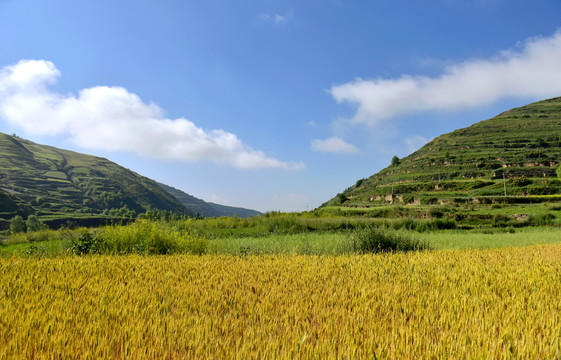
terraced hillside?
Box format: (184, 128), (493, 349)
(0, 133), (189, 220)
(325, 97), (561, 208)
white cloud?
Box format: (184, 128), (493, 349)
(259, 10), (293, 25)
(330, 31), (561, 126)
(404, 135), (430, 152)
(0, 59), (304, 170)
(311, 136), (359, 154)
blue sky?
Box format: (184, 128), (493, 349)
(1, 0), (561, 212)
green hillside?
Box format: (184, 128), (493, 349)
(157, 182), (262, 218)
(206, 202), (262, 218)
(324, 97), (561, 210)
(0, 133), (189, 221)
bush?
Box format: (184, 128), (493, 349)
(9, 215), (25, 234)
(392, 217), (417, 231)
(351, 226), (430, 253)
(401, 194), (415, 204)
(429, 207), (444, 218)
(26, 244), (47, 257)
(26, 229), (51, 243)
(26, 215), (47, 232)
(493, 214), (511, 227)
(337, 193), (349, 204)
(511, 177), (531, 187)
(421, 197), (439, 205)
(69, 231), (104, 255)
(429, 218), (457, 230)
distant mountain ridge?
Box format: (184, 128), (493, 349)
(0, 133), (260, 223)
(157, 182), (262, 218)
(324, 96), (561, 206)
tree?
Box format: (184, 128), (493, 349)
(337, 193), (349, 204)
(391, 155), (400, 166)
(26, 215), (46, 232)
(9, 215), (25, 234)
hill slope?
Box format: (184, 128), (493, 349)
(0, 133), (189, 220)
(157, 182), (262, 218)
(325, 97), (561, 207)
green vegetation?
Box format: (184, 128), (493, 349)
(25, 215), (47, 232)
(350, 225), (430, 253)
(2, 212), (561, 257)
(2, 99), (561, 257)
(0, 133), (260, 228)
(324, 97), (561, 217)
(0, 132), (188, 222)
(67, 220), (208, 255)
(9, 215), (25, 233)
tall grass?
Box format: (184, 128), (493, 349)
(207, 232), (353, 255)
(3, 217), (561, 257)
(351, 226), (430, 253)
(67, 220), (208, 255)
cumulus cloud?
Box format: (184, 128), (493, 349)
(330, 31), (561, 126)
(0, 59), (304, 170)
(311, 137), (359, 154)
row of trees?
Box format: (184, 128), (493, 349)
(9, 215), (47, 234)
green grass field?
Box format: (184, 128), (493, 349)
(2, 219), (561, 257)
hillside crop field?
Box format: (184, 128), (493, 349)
(326, 97), (561, 214)
(2, 245), (561, 359)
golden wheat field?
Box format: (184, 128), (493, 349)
(2, 245), (561, 359)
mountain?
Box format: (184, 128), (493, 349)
(324, 97), (561, 207)
(157, 182), (262, 218)
(206, 202), (262, 218)
(0, 133), (189, 221)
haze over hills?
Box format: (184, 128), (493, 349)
(0, 133), (260, 224)
(157, 182), (262, 218)
(324, 97), (561, 207)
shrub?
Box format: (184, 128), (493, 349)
(429, 218), (457, 230)
(25, 244), (47, 257)
(429, 207), (444, 218)
(393, 217), (417, 231)
(9, 215), (25, 234)
(351, 226), (430, 253)
(26, 215), (47, 232)
(337, 193), (349, 204)
(493, 214), (511, 227)
(401, 194), (415, 204)
(69, 231), (104, 255)
(421, 197), (439, 205)
(26, 230), (51, 243)
(511, 177), (531, 187)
